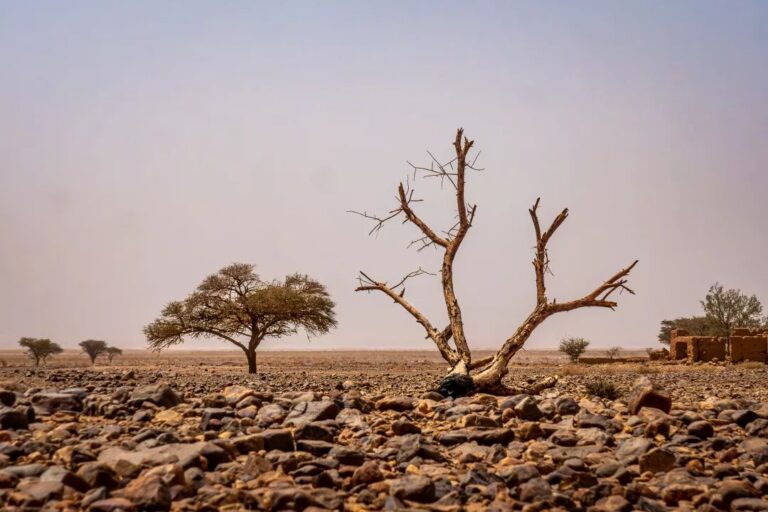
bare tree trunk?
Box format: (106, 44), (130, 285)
(246, 349), (257, 374)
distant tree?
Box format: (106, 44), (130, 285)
(19, 338), (63, 367)
(104, 346), (123, 363)
(702, 283), (764, 338)
(79, 339), (108, 365)
(606, 346), (621, 360)
(144, 263), (337, 374)
(559, 337), (590, 363)
(657, 316), (711, 345)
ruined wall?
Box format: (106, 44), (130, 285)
(730, 333), (768, 363)
(691, 337), (727, 362)
(665, 327), (766, 363)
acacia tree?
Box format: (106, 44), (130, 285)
(104, 346), (123, 363)
(19, 337), (63, 367)
(144, 263), (337, 374)
(352, 129), (637, 394)
(702, 283), (765, 338)
(79, 339), (108, 365)
(657, 316), (711, 345)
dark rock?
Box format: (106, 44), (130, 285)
(31, 392), (83, 415)
(437, 374), (475, 399)
(391, 475), (436, 503)
(498, 463), (539, 485)
(283, 400), (340, 428)
(555, 396), (580, 416)
(328, 445), (365, 466)
(128, 384), (181, 408)
(0, 408), (29, 430)
(392, 418), (421, 435)
(514, 396), (543, 421)
(687, 420), (714, 439)
(733, 409), (759, 428)
(261, 428), (296, 452)
(518, 477), (552, 502)
(0, 390), (16, 407)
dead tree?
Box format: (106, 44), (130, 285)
(351, 129), (637, 395)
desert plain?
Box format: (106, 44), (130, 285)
(0, 350), (767, 511)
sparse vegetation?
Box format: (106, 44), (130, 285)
(606, 346), (621, 360)
(559, 337), (590, 363)
(585, 379), (621, 399)
(79, 339), (108, 365)
(18, 337), (63, 367)
(144, 263), (337, 374)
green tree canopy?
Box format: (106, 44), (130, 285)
(144, 263), (337, 373)
(657, 316), (711, 345)
(701, 283), (765, 337)
(19, 337), (63, 367)
(559, 337), (590, 363)
(104, 346), (122, 363)
(79, 339), (108, 364)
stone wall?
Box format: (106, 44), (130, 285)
(668, 327), (767, 363)
(730, 328), (768, 363)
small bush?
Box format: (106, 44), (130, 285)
(606, 346), (621, 360)
(736, 361), (765, 370)
(585, 379), (621, 400)
(559, 337), (590, 362)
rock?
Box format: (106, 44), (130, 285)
(555, 396), (580, 416)
(390, 475), (436, 503)
(616, 437), (653, 464)
(260, 428), (295, 451)
(328, 445), (365, 466)
(436, 374), (475, 399)
(153, 409), (183, 426)
(98, 442), (210, 471)
(687, 420), (714, 439)
(88, 498), (136, 512)
(514, 396), (543, 421)
(593, 495), (632, 512)
(256, 403), (286, 424)
(41, 465), (90, 492)
(575, 413), (610, 430)
(518, 477), (552, 502)
(283, 400), (340, 428)
(375, 396), (415, 412)
(351, 461), (383, 486)
(128, 385), (181, 408)
(742, 437), (768, 466)
(392, 418), (421, 435)
(76, 462), (120, 489)
(627, 377), (671, 415)
(30, 392), (83, 415)
(16, 480), (64, 502)
(123, 474), (172, 511)
(498, 462), (539, 485)
(719, 480), (760, 508)
(0, 408), (29, 430)
(639, 447), (676, 473)
(733, 409), (759, 428)
(0, 390), (16, 407)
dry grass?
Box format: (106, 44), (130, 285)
(735, 361), (767, 370)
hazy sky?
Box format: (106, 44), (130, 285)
(1, 1), (767, 353)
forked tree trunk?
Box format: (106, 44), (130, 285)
(354, 129), (637, 397)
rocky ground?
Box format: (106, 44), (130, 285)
(1, 354), (767, 511)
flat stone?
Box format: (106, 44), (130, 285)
(390, 475), (436, 503)
(283, 400), (340, 428)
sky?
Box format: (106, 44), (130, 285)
(1, 1), (767, 353)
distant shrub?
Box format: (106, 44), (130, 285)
(559, 337), (590, 363)
(606, 346), (621, 360)
(585, 379), (620, 400)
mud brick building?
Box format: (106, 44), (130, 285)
(670, 327), (768, 363)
